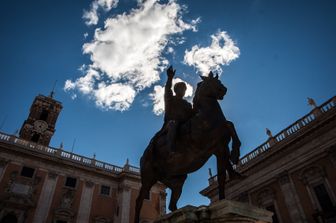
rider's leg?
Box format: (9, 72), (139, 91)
(167, 120), (177, 152)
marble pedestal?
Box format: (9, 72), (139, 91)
(154, 200), (273, 223)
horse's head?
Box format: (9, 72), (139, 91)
(196, 71), (227, 100)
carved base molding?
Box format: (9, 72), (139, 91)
(154, 200), (273, 223)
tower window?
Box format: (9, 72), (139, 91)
(40, 109), (49, 121)
(65, 177), (77, 188)
(31, 133), (40, 143)
(100, 185), (111, 196)
(21, 166), (35, 178)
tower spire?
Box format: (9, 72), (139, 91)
(50, 80), (57, 98)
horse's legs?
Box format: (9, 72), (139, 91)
(226, 121), (241, 146)
(215, 148), (227, 200)
(167, 175), (187, 212)
(134, 177), (156, 223)
(222, 146), (242, 180)
(226, 121), (241, 164)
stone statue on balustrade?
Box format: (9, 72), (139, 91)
(134, 65), (242, 223)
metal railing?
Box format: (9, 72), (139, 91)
(209, 96), (336, 183)
(0, 132), (140, 175)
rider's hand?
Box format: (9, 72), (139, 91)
(167, 65), (176, 79)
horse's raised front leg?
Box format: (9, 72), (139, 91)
(223, 143), (244, 181)
(226, 121), (241, 164)
(215, 148), (227, 200)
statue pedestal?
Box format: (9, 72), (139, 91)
(154, 200), (273, 223)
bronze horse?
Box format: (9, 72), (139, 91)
(134, 73), (241, 223)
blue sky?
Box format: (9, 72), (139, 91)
(0, 0), (335, 208)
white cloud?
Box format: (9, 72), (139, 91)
(149, 85), (165, 115)
(66, 0), (199, 112)
(184, 31), (240, 75)
(71, 94), (77, 100)
(64, 80), (76, 91)
(150, 78), (193, 116)
(94, 83), (136, 111)
(66, 67), (100, 94)
(83, 9), (99, 26)
(167, 47), (174, 54)
(82, 0), (197, 90)
(83, 0), (119, 26)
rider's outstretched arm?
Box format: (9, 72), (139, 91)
(164, 66), (175, 101)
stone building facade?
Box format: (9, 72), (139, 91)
(201, 96), (336, 223)
(0, 93), (166, 223)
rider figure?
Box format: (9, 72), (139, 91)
(164, 66), (193, 152)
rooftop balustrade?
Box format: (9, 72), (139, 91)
(0, 132), (140, 175)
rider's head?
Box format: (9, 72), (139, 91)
(174, 82), (187, 98)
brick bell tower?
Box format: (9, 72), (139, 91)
(19, 90), (62, 146)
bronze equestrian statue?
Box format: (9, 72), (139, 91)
(134, 66), (241, 223)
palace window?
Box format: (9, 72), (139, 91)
(100, 185), (111, 196)
(65, 177), (77, 188)
(313, 184), (334, 213)
(145, 192), (151, 201)
(266, 204), (280, 223)
(257, 187), (282, 223)
(20, 166), (35, 178)
(301, 166), (336, 218)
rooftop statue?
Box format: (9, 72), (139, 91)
(135, 65), (242, 223)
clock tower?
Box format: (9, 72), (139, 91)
(19, 92), (63, 146)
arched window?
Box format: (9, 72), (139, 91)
(31, 133), (40, 142)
